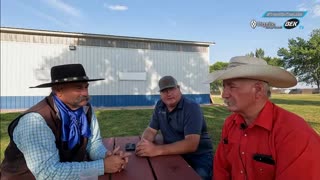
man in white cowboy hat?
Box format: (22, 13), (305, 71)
(136, 76), (213, 180)
(206, 56), (320, 180)
(0, 64), (130, 180)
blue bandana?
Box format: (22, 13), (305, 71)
(53, 95), (91, 149)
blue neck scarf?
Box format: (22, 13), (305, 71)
(53, 95), (91, 149)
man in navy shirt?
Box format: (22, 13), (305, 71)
(136, 76), (213, 180)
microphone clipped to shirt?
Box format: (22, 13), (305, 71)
(240, 123), (247, 130)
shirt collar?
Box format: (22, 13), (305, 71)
(253, 101), (274, 131)
(234, 100), (274, 131)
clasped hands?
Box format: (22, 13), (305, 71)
(135, 138), (161, 157)
(104, 146), (131, 173)
(104, 139), (160, 173)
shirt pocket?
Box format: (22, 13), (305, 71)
(252, 159), (275, 179)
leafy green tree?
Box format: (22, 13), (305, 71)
(209, 61), (229, 94)
(245, 52), (255, 57)
(263, 56), (284, 67)
(278, 29), (320, 90)
(245, 48), (264, 58)
(255, 48), (265, 58)
(246, 48), (283, 67)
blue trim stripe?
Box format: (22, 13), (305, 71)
(1, 94), (210, 109)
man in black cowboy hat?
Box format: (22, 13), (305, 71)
(0, 64), (130, 179)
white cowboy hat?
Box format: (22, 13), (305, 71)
(204, 56), (297, 88)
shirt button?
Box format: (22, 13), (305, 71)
(240, 170), (244, 174)
(241, 152), (245, 155)
(244, 134), (247, 136)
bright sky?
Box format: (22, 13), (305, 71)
(1, 0), (320, 64)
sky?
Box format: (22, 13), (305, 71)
(1, 0), (319, 64)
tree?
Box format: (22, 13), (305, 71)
(246, 48), (283, 67)
(245, 48), (264, 58)
(278, 29), (320, 90)
(255, 48), (265, 58)
(245, 52), (255, 57)
(209, 61), (229, 94)
(263, 56), (284, 67)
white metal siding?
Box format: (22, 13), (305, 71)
(1, 41), (209, 97)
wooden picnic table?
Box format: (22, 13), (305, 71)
(98, 136), (201, 180)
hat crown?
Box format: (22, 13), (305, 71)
(51, 64), (87, 82)
(30, 63), (104, 88)
(228, 56), (267, 68)
(159, 76), (178, 91)
(204, 56), (297, 88)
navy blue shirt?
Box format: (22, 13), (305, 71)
(149, 96), (213, 155)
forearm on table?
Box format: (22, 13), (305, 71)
(141, 127), (157, 142)
(41, 159), (105, 179)
(157, 134), (200, 155)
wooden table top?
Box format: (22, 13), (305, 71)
(98, 136), (201, 180)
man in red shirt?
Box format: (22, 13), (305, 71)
(205, 56), (320, 180)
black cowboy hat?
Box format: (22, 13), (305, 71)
(30, 64), (104, 88)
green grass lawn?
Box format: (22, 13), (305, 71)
(1, 94), (319, 162)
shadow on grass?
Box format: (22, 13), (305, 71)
(270, 99), (320, 106)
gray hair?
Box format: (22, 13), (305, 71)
(261, 81), (271, 98)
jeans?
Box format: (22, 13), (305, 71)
(183, 152), (213, 180)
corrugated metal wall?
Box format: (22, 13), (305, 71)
(0, 30), (211, 109)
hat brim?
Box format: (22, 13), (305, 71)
(30, 78), (104, 88)
(159, 85), (178, 92)
(204, 65), (297, 88)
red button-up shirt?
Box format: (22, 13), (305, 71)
(214, 101), (320, 180)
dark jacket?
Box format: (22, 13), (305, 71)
(0, 95), (92, 180)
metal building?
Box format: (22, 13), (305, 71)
(0, 27), (213, 110)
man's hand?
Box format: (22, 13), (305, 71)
(103, 155), (125, 173)
(135, 138), (161, 157)
(106, 146), (121, 157)
(104, 146), (131, 173)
